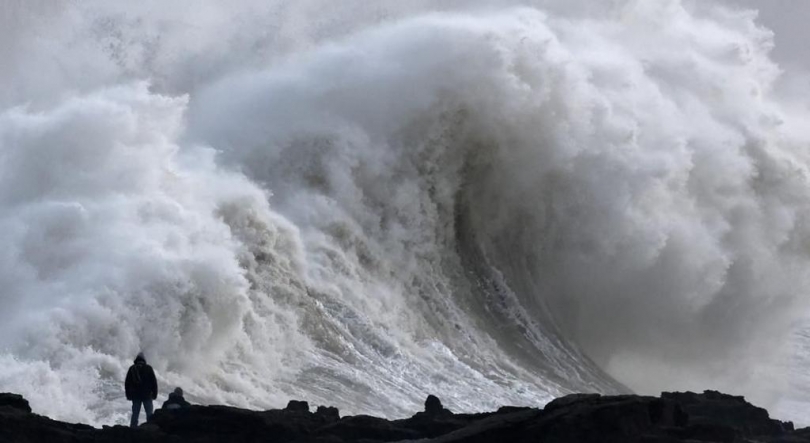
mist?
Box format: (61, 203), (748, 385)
(2, 0), (810, 426)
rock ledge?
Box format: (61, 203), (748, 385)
(0, 390), (804, 442)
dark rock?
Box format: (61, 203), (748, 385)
(1, 390), (809, 443)
(397, 410), (479, 439)
(496, 406), (533, 414)
(0, 402), (96, 443)
(314, 414), (421, 442)
(421, 408), (543, 443)
(543, 393), (601, 413)
(0, 393), (32, 413)
(315, 406), (340, 422)
(526, 394), (680, 442)
(522, 391), (792, 443)
(393, 395), (462, 439)
(150, 405), (270, 441)
(647, 397), (688, 427)
(285, 400), (310, 413)
(425, 395), (444, 415)
(417, 394), (452, 419)
(662, 390), (793, 437)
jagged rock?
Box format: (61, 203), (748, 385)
(520, 395), (668, 442)
(416, 394), (453, 419)
(0, 393), (32, 413)
(425, 395), (445, 415)
(420, 408), (543, 443)
(0, 404), (96, 443)
(391, 395), (464, 439)
(662, 390), (794, 437)
(149, 404), (335, 442)
(285, 400), (310, 413)
(314, 414), (421, 441)
(542, 393), (602, 413)
(0, 390), (808, 443)
(496, 406), (533, 414)
(520, 391), (788, 443)
(395, 397), (485, 439)
(315, 406), (340, 422)
(397, 411), (480, 439)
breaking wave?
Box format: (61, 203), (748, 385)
(2, 0), (810, 426)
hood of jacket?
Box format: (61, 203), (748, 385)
(134, 352), (146, 365)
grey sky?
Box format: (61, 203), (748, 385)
(721, 0), (810, 71)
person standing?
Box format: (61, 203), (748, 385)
(124, 352), (158, 428)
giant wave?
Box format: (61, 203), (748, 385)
(1, 0), (810, 427)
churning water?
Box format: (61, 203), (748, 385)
(2, 0), (810, 427)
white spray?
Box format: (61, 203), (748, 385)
(1, 0), (810, 426)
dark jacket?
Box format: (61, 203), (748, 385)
(125, 355), (158, 401)
(162, 392), (191, 410)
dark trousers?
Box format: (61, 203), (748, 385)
(130, 398), (154, 428)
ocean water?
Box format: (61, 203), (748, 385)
(2, 0), (810, 427)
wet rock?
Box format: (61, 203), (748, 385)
(662, 390), (794, 436)
(0, 401), (96, 443)
(314, 414), (420, 442)
(315, 405), (340, 422)
(425, 395), (445, 415)
(285, 400), (310, 413)
(0, 390), (808, 442)
(521, 391), (790, 443)
(0, 393), (32, 413)
(418, 394), (453, 419)
(394, 396), (482, 439)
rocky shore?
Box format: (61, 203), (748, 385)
(1, 390), (806, 442)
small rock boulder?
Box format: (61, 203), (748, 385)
(315, 406), (340, 422)
(285, 400), (310, 413)
(425, 395), (442, 414)
(423, 395), (452, 417)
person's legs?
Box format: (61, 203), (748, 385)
(130, 399), (142, 428)
(144, 398), (154, 422)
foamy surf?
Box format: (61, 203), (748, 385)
(1, 0), (810, 427)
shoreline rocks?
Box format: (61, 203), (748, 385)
(0, 390), (805, 442)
